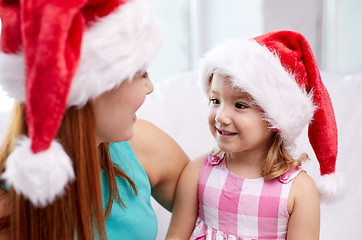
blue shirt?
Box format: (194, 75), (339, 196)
(101, 141), (158, 239)
(0, 141), (158, 239)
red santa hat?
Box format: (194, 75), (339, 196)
(199, 30), (342, 203)
(0, 0), (162, 207)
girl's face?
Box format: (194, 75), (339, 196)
(208, 73), (274, 155)
(93, 71), (154, 145)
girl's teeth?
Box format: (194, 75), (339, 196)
(218, 130), (236, 135)
(223, 132), (234, 135)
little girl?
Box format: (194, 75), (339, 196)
(167, 31), (340, 240)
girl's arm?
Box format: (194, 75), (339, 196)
(287, 172), (320, 240)
(166, 155), (204, 240)
(129, 119), (190, 211)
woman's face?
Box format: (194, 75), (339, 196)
(93, 71), (154, 145)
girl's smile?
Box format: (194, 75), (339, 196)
(215, 127), (238, 139)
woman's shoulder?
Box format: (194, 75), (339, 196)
(129, 119), (187, 161)
(129, 118), (189, 170)
(129, 119), (190, 210)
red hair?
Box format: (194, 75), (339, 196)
(0, 102), (136, 239)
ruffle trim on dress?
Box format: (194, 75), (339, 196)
(190, 218), (286, 240)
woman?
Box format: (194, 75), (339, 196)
(0, 0), (189, 239)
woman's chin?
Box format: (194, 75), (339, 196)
(117, 128), (135, 142)
(97, 129), (134, 145)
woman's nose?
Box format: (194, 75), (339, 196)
(145, 77), (154, 95)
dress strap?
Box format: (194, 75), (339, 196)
(205, 150), (226, 165)
(278, 166), (304, 184)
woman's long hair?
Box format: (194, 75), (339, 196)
(0, 102), (136, 239)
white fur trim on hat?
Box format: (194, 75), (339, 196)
(199, 38), (316, 147)
(316, 173), (345, 204)
(69, 0), (163, 106)
(0, 0), (162, 107)
(1, 136), (75, 207)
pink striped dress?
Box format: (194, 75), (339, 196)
(190, 151), (303, 240)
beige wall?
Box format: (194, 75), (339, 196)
(263, 0), (323, 67)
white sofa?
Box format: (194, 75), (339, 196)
(1, 71), (361, 239)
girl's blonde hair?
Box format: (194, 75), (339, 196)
(0, 102), (136, 240)
(262, 133), (308, 179)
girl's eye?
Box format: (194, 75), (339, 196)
(209, 98), (219, 105)
(235, 102), (247, 109)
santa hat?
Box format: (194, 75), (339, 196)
(0, 0), (162, 207)
(199, 30), (342, 203)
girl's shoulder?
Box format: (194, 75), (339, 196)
(287, 170), (319, 215)
(291, 171), (318, 194)
(180, 154), (208, 182)
(287, 168), (318, 200)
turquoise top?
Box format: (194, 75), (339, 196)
(101, 141), (158, 239)
(0, 141), (158, 239)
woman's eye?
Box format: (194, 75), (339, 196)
(235, 103), (247, 109)
(209, 98), (219, 105)
(142, 72), (149, 78)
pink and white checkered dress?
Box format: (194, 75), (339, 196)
(190, 151), (303, 240)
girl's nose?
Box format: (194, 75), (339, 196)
(215, 106), (231, 125)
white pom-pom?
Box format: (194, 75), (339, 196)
(316, 173), (345, 204)
(1, 136), (75, 207)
